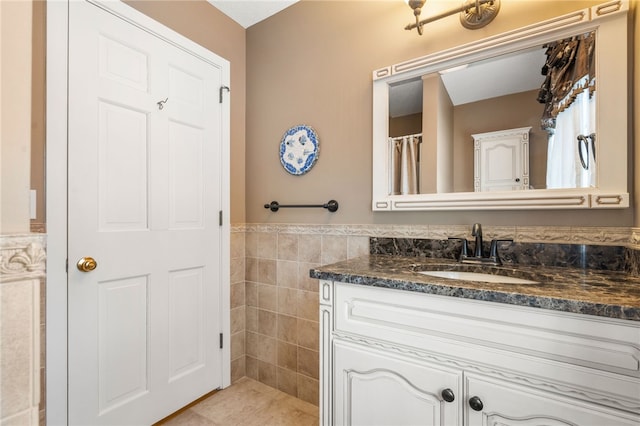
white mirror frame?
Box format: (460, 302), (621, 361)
(372, 0), (629, 211)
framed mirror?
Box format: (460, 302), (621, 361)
(372, 0), (629, 211)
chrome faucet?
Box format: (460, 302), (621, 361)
(449, 223), (513, 265)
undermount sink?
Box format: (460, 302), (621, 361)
(418, 270), (539, 284)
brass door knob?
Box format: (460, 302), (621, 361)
(77, 257), (97, 272)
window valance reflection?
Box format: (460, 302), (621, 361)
(538, 31), (596, 189)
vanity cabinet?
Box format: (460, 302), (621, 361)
(333, 341), (461, 425)
(319, 280), (640, 426)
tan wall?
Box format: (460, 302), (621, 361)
(124, 1), (247, 223)
(1, 0), (33, 234)
(31, 0), (45, 231)
(453, 90), (546, 192)
(246, 0), (636, 226)
(18, 0), (640, 229)
(389, 112), (421, 137)
(634, 0), (640, 225)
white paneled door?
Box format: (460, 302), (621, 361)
(67, 2), (227, 424)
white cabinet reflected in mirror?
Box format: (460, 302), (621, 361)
(372, 0), (629, 211)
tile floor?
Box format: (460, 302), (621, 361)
(156, 378), (319, 426)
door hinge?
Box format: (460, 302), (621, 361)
(65, 258), (68, 273)
(219, 210), (223, 226)
(219, 333), (224, 349)
(219, 85), (230, 103)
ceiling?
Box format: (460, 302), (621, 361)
(207, 0), (299, 28)
(389, 47), (547, 117)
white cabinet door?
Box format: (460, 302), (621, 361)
(473, 127), (530, 192)
(465, 373), (640, 426)
(333, 340), (461, 426)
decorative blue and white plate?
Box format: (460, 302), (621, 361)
(279, 125), (319, 175)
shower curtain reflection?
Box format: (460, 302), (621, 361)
(546, 88), (596, 188)
(389, 134), (421, 195)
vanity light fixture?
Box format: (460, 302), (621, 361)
(405, 0), (501, 35)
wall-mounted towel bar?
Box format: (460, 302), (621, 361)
(264, 200), (339, 213)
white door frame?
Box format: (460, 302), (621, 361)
(46, 1), (231, 424)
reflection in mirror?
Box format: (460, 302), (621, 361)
(388, 32), (597, 194)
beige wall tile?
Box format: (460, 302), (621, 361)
(277, 234), (298, 261)
(277, 287), (297, 317)
(277, 314), (297, 344)
(258, 360), (277, 388)
(230, 282), (245, 309)
(230, 257), (245, 284)
(231, 356), (246, 384)
(258, 259), (277, 285)
(230, 306), (245, 334)
(246, 332), (259, 358)
(246, 306), (258, 333)
(246, 281), (258, 307)
(348, 236), (369, 259)
(258, 309), (277, 337)
(297, 374), (319, 406)
(297, 319), (318, 351)
(257, 335), (277, 364)
(298, 262), (320, 293)
(246, 356), (258, 380)
(277, 260), (298, 288)
(277, 367), (298, 397)
(231, 331), (245, 360)
(297, 348), (319, 380)
(246, 257), (259, 282)
(257, 232), (277, 259)
(298, 234), (321, 263)
(258, 285), (277, 311)
(231, 231), (245, 259)
(297, 290), (318, 322)
(321, 235), (348, 264)
(277, 341), (297, 370)
(246, 232), (258, 258)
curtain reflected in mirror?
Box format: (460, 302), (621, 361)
(389, 134), (421, 195)
(539, 31), (596, 189)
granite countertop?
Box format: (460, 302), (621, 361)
(310, 254), (640, 321)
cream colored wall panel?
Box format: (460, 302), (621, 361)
(0, 279), (39, 426)
(0, 234), (44, 426)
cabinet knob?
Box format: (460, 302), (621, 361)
(441, 388), (455, 403)
(469, 396), (484, 411)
